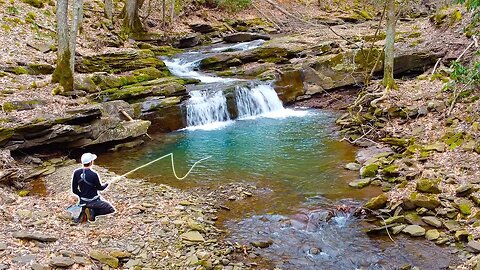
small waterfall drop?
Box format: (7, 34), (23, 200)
(235, 84), (285, 118)
(185, 90), (231, 129)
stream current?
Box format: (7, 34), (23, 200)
(99, 41), (457, 269)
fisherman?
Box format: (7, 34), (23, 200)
(71, 153), (115, 222)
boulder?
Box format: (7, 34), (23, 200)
(13, 231), (57, 242)
(273, 69), (305, 103)
(177, 34), (201, 48)
(364, 193), (388, 210)
(190, 23), (219, 33)
(76, 49), (168, 74)
(402, 225), (426, 237)
(416, 178), (441, 193)
(421, 216), (442, 228)
(403, 192), (441, 210)
(223, 32), (271, 43)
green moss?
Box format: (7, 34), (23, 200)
(25, 11), (36, 24)
(12, 66), (29, 75)
(459, 203), (472, 215)
(0, 127), (14, 144)
(407, 31), (421, 38)
(27, 63), (54, 75)
(416, 178), (441, 194)
(360, 163), (379, 178)
(21, 0), (45, 8)
(450, 9), (462, 25)
(1, 24), (11, 32)
(52, 49), (73, 92)
(364, 193), (388, 210)
(444, 132), (464, 150)
(18, 190), (30, 197)
(132, 67), (167, 79)
(380, 137), (410, 147)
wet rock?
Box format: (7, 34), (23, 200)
(384, 215), (405, 225)
(468, 241), (480, 253)
(425, 229), (440, 241)
(251, 240), (273, 248)
(50, 256), (75, 268)
(348, 178), (372, 188)
(456, 184), (474, 197)
(13, 231), (57, 242)
(421, 216), (442, 228)
(364, 193), (388, 210)
(89, 250), (119, 268)
(455, 230), (470, 242)
(181, 231), (205, 242)
(223, 32), (270, 43)
(416, 178), (441, 194)
(402, 225), (426, 237)
(344, 162), (361, 171)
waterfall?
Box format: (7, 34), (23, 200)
(235, 84), (285, 118)
(186, 90), (230, 128)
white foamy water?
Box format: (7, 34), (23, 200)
(163, 58), (237, 84)
(210, 40), (266, 52)
(186, 90), (230, 127)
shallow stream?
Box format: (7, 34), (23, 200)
(98, 41), (458, 269)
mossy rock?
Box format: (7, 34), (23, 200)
(405, 192), (441, 210)
(0, 128), (14, 145)
(364, 193), (388, 210)
(416, 178), (441, 194)
(21, 0), (46, 8)
(136, 43), (183, 57)
(424, 142), (445, 152)
(381, 165), (399, 177)
(380, 137), (411, 147)
(349, 178), (372, 188)
(360, 163), (379, 178)
(27, 63), (54, 75)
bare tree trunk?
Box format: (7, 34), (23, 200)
(122, 0), (144, 36)
(104, 0), (113, 20)
(162, 0), (166, 27)
(383, 0), (397, 89)
(170, 0), (175, 23)
(52, 0), (73, 92)
(70, 0), (83, 70)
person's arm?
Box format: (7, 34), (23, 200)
(92, 172), (108, 190)
(71, 170), (81, 196)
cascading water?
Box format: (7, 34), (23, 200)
(185, 90), (230, 129)
(235, 84), (285, 118)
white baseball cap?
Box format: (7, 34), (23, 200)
(81, 153), (97, 164)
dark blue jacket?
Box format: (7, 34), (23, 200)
(71, 168), (108, 200)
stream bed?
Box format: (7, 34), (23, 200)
(98, 41), (458, 269)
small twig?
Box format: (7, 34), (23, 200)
(119, 109), (153, 140)
(431, 58), (442, 75)
(456, 38), (476, 61)
(377, 215), (396, 243)
(251, 3), (282, 30)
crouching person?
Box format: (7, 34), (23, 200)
(72, 153), (115, 222)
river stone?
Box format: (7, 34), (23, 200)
(455, 230), (470, 242)
(345, 162), (361, 171)
(402, 225), (426, 237)
(416, 178), (441, 194)
(468, 241), (480, 253)
(50, 256), (75, 268)
(404, 193), (441, 210)
(31, 263), (48, 270)
(89, 250), (119, 268)
(109, 250), (131, 259)
(349, 178), (372, 188)
(355, 146), (393, 164)
(124, 259), (141, 268)
(251, 240), (273, 248)
(405, 212), (422, 225)
(13, 231), (57, 242)
(456, 184), (474, 196)
(421, 216), (442, 228)
(384, 215), (405, 225)
(0, 242), (6, 251)
(443, 220), (460, 231)
(425, 229), (440, 241)
(181, 231), (205, 242)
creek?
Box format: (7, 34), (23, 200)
(98, 41), (458, 269)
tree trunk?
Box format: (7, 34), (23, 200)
(104, 0), (113, 20)
(170, 0), (175, 23)
(162, 0), (166, 27)
(122, 0), (144, 36)
(383, 0), (397, 89)
(52, 0), (73, 92)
